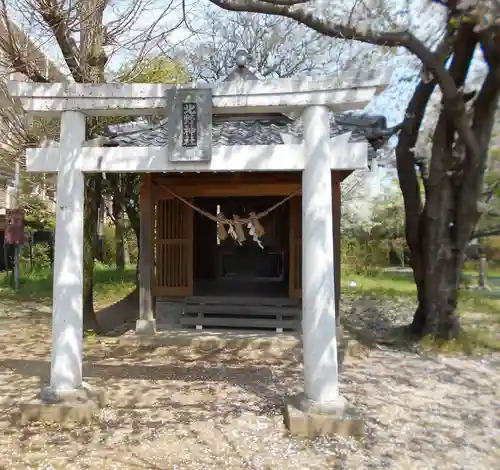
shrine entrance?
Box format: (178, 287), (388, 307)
(151, 172), (304, 299)
(193, 196), (289, 297)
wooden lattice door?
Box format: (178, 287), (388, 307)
(154, 197), (193, 296)
(289, 195), (302, 298)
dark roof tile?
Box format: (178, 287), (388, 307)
(104, 113), (386, 160)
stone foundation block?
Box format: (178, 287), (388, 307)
(16, 383), (107, 426)
(135, 318), (156, 335)
(283, 393), (363, 439)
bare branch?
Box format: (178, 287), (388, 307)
(180, 7), (356, 82)
(0, 1), (51, 82)
(471, 224), (500, 239)
(259, 0), (309, 4)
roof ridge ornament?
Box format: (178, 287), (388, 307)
(235, 49), (252, 68)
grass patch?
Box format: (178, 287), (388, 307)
(419, 331), (499, 355)
(343, 271), (499, 314)
(380, 325), (499, 355)
(463, 260), (500, 278)
(0, 263), (136, 308)
(343, 272), (417, 299)
(343, 270), (500, 354)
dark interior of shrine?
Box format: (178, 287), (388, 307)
(193, 196), (290, 297)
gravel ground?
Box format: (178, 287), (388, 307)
(0, 298), (498, 469)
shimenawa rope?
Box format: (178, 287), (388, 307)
(155, 182), (298, 246)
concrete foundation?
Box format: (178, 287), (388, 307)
(283, 393), (363, 439)
(16, 383), (107, 426)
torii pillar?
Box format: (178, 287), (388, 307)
(18, 111), (106, 424)
(283, 105), (363, 438)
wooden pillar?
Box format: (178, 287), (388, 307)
(332, 174), (341, 326)
(136, 173), (156, 335)
(289, 195), (302, 298)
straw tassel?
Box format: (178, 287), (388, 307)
(249, 212), (265, 237)
(216, 213), (228, 241)
(227, 223), (239, 243)
(232, 215), (246, 242)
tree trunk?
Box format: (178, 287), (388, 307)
(96, 199), (105, 262)
(410, 222), (464, 339)
(478, 255), (487, 288)
(124, 238), (130, 266)
(124, 174), (140, 246)
(80, 0), (107, 332)
(113, 178), (126, 273)
(396, 78), (435, 338)
(400, 25), (499, 340)
(83, 175), (102, 332)
(123, 174), (141, 280)
(114, 209), (126, 273)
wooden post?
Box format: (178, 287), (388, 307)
(332, 174), (341, 327)
(478, 255), (487, 289)
(289, 195), (301, 298)
(136, 173), (156, 335)
(13, 161), (20, 290)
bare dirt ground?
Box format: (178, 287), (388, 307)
(0, 298), (499, 470)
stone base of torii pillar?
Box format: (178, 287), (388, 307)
(283, 393), (364, 439)
(16, 383), (108, 426)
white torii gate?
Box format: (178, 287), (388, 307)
(8, 72), (388, 432)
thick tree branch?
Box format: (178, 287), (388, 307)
(456, 62), (500, 247)
(396, 80), (435, 233)
(478, 25), (500, 68)
(208, 0), (481, 158)
(209, 0), (425, 48)
(259, 0), (309, 4)
(395, 32), (454, 231)
(36, 0), (84, 82)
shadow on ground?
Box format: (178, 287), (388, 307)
(0, 295), (499, 468)
(96, 288), (138, 335)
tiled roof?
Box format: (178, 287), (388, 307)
(103, 113), (387, 160)
(102, 58), (389, 160)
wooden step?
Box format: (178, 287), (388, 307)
(180, 316), (300, 330)
(183, 304), (300, 317)
(186, 296), (300, 307)
(181, 296), (301, 332)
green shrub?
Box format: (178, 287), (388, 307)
(341, 236), (393, 275)
(100, 222), (138, 267)
(21, 242), (52, 270)
(483, 236), (500, 262)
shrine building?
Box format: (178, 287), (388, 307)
(100, 53), (390, 332)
